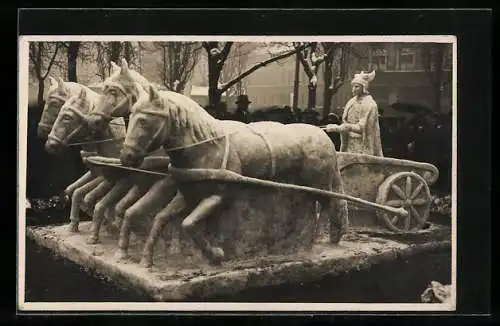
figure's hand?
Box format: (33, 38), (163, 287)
(338, 124), (349, 133)
(325, 124), (340, 132)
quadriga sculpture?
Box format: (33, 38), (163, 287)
(45, 85), (127, 233)
(120, 84), (349, 267)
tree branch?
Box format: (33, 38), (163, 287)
(42, 43), (62, 80)
(220, 44), (309, 93)
(217, 42), (233, 67)
(297, 48), (314, 78)
(28, 43), (41, 77)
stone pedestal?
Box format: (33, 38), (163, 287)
(25, 222), (451, 301)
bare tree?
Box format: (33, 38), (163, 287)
(154, 41), (202, 93)
(422, 43), (451, 111)
(322, 43), (351, 118)
(296, 42), (333, 110)
(93, 41), (139, 81)
(29, 41), (63, 107)
(204, 41), (312, 108)
(60, 41), (81, 82)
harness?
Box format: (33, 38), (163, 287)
(38, 94), (68, 130)
(88, 81), (136, 122)
(125, 109), (276, 177)
(47, 102), (124, 147)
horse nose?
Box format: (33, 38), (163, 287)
(120, 148), (142, 167)
(45, 138), (61, 155)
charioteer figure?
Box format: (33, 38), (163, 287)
(325, 70), (384, 157)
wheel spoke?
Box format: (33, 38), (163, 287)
(403, 208), (412, 231)
(405, 176), (412, 197)
(391, 184), (406, 199)
(412, 198), (429, 206)
(410, 183), (425, 200)
(410, 205), (426, 224)
(391, 215), (399, 225)
(386, 199), (404, 207)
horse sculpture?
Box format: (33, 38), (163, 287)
(120, 83), (349, 267)
(46, 84), (127, 233)
(38, 77), (107, 217)
(83, 59), (177, 257)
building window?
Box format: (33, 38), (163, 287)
(369, 47), (388, 71)
(398, 47), (417, 71)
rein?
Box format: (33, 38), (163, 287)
(128, 108), (233, 169)
(48, 102), (125, 147)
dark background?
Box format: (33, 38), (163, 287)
(13, 8), (492, 318)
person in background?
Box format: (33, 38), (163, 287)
(324, 70), (383, 157)
(301, 106), (320, 125)
(233, 94), (252, 123)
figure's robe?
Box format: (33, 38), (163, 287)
(340, 94), (384, 157)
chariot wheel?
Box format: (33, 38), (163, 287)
(376, 172), (432, 233)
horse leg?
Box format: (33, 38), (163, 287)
(112, 184), (145, 230)
(181, 194), (225, 265)
(139, 191), (187, 268)
(64, 171), (93, 199)
(89, 178), (130, 243)
(115, 178), (176, 261)
(68, 176), (103, 233)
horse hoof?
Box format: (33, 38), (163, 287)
(209, 247), (225, 265)
(68, 223), (79, 233)
(87, 236), (99, 245)
(115, 249), (129, 262)
(139, 257), (153, 268)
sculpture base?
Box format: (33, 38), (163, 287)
(25, 222), (451, 301)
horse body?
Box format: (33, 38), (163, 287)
(122, 85), (348, 266)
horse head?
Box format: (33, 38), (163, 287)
(45, 87), (96, 155)
(38, 76), (81, 139)
(87, 58), (150, 132)
(121, 84), (168, 167)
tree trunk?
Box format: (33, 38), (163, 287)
(307, 83), (317, 109)
(292, 53), (300, 110)
(208, 55), (222, 107)
(37, 80), (45, 108)
(123, 42), (133, 65)
(67, 41), (80, 82)
(109, 42), (122, 75)
(323, 57), (334, 119)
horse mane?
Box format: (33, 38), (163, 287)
(47, 81), (84, 99)
(134, 90), (222, 141)
(106, 67), (151, 92)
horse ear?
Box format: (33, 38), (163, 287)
(149, 84), (159, 102)
(110, 61), (120, 74)
(79, 88), (87, 100)
(120, 58), (129, 75)
(48, 76), (57, 87)
(56, 77), (67, 94)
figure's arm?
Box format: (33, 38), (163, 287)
(342, 104), (378, 135)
